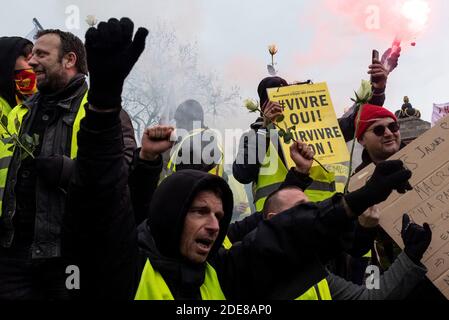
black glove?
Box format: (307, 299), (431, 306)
(35, 155), (74, 190)
(85, 17), (148, 109)
(345, 160), (412, 216)
(402, 214), (432, 264)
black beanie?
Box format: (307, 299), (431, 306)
(257, 76), (288, 109)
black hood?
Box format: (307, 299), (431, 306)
(147, 169), (233, 261)
(0, 37), (33, 107)
(257, 76), (288, 108)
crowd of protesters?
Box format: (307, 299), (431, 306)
(0, 16), (444, 300)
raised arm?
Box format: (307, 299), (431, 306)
(64, 17), (148, 299)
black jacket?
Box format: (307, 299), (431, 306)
(0, 76), (137, 258)
(0, 37), (32, 107)
(66, 107), (363, 300)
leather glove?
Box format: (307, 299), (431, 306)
(35, 155), (74, 191)
(345, 160), (412, 216)
(85, 17), (148, 109)
(402, 214), (432, 264)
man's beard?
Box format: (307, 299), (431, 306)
(37, 71), (67, 95)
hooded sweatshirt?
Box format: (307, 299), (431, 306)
(138, 170), (234, 299)
(0, 37), (33, 108)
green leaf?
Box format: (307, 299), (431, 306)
(283, 135), (292, 144)
(278, 130), (285, 137)
(1, 137), (13, 145)
(23, 134), (34, 145)
(20, 150), (30, 161)
(7, 145), (14, 152)
(275, 115), (285, 123)
(14, 116), (20, 133)
(266, 123), (275, 131)
(0, 115), (8, 129)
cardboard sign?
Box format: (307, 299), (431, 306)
(267, 82), (350, 170)
(349, 115), (449, 299)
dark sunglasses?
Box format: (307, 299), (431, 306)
(367, 122), (400, 137)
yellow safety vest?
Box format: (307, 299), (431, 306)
(135, 259), (226, 300)
(222, 235), (233, 250)
(254, 139), (348, 212)
(0, 97), (12, 118)
(167, 128), (224, 177)
(295, 278), (332, 300)
(222, 238), (332, 300)
(0, 93), (87, 217)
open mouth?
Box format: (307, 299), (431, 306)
(195, 238), (214, 252)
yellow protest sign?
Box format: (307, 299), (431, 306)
(267, 82), (350, 170)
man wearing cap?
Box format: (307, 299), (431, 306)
(353, 104), (446, 300)
(355, 104), (401, 172)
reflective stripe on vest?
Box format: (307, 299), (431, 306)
(295, 278), (332, 300)
(134, 259), (226, 300)
(254, 139), (342, 212)
(167, 128), (224, 177)
(222, 235), (233, 250)
(0, 92), (88, 217)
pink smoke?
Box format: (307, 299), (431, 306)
(292, 0), (434, 70)
(325, 0), (433, 43)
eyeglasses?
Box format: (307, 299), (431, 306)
(366, 122), (400, 137)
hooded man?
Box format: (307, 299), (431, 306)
(166, 99), (223, 176)
(0, 37), (36, 115)
(66, 17), (415, 300)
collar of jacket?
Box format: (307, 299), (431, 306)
(250, 117), (265, 131)
(23, 74), (87, 111)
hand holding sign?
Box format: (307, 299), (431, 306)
(262, 101), (284, 128)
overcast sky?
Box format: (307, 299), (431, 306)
(2, 0), (448, 131)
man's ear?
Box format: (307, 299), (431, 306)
(266, 212), (276, 220)
(358, 136), (366, 147)
(63, 52), (77, 69)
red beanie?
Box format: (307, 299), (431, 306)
(355, 104), (398, 140)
